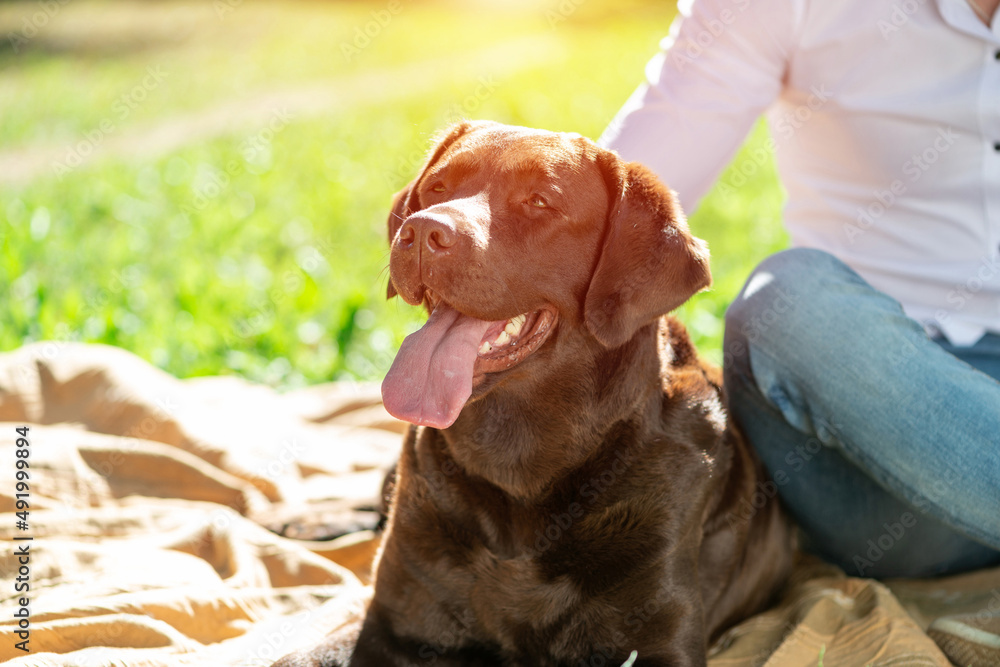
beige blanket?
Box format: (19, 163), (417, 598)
(0, 342), (995, 666)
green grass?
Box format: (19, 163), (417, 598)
(0, 0), (786, 387)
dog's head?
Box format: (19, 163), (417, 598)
(381, 121), (710, 428)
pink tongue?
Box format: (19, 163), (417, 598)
(381, 302), (493, 428)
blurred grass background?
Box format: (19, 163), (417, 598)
(0, 0), (786, 388)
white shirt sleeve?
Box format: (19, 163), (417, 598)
(600, 0), (802, 212)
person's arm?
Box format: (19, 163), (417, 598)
(600, 0), (801, 212)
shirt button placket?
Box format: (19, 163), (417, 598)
(986, 44), (1000, 298)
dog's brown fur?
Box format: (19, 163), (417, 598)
(274, 121), (793, 667)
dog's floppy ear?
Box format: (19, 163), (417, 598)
(584, 152), (711, 348)
(385, 121), (478, 299)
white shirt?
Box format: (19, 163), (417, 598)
(601, 0), (1000, 346)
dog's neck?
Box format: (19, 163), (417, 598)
(440, 323), (666, 501)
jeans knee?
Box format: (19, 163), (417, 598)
(723, 248), (861, 398)
(728, 248), (840, 320)
(726, 249), (852, 349)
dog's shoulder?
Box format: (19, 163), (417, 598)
(659, 315), (722, 386)
(653, 315), (727, 449)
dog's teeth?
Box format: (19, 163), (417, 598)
(479, 341), (493, 355)
(504, 314), (526, 337)
(495, 330), (511, 346)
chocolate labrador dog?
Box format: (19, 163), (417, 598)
(274, 121), (793, 666)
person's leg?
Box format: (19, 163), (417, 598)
(723, 248), (1000, 578)
(936, 334), (1000, 379)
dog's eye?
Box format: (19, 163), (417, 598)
(529, 195), (548, 209)
(430, 182), (446, 193)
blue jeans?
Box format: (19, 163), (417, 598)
(723, 248), (1000, 579)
